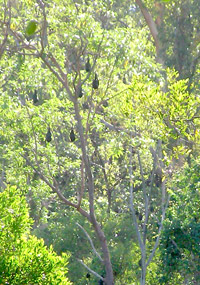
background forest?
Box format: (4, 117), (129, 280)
(0, 0), (200, 284)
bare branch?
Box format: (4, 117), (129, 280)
(135, 0), (163, 63)
(40, 55), (65, 86)
(135, 0), (158, 43)
(100, 119), (138, 136)
(0, 0), (11, 59)
(137, 150), (149, 244)
(73, 99), (96, 220)
(49, 53), (67, 79)
(85, 91), (94, 141)
(77, 259), (104, 280)
(146, 194), (170, 267)
(129, 145), (144, 252)
(21, 153), (91, 221)
(25, 106), (39, 164)
(76, 223), (103, 262)
(77, 157), (85, 208)
(37, 0), (48, 51)
(73, 97), (114, 283)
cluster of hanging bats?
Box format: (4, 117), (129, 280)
(32, 57), (98, 144)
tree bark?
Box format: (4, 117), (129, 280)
(93, 222), (114, 285)
(73, 99), (114, 285)
(135, 0), (164, 65)
(141, 264), (146, 285)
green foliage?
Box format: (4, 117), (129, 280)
(0, 0), (200, 284)
(158, 159), (200, 284)
(0, 186), (71, 284)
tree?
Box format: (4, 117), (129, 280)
(135, 0), (200, 88)
(158, 158), (200, 284)
(0, 185), (71, 284)
(0, 0), (199, 284)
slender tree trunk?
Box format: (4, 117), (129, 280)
(135, 0), (164, 65)
(73, 99), (114, 285)
(140, 248), (146, 285)
(93, 221), (114, 285)
(140, 265), (146, 285)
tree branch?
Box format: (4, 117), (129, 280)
(77, 259), (104, 281)
(77, 157), (85, 209)
(76, 223), (103, 262)
(137, 150), (149, 245)
(100, 119), (138, 137)
(146, 194), (170, 267)
(0, 0), (11, 59)
(129, 146), (144, 252)
(135, 0), (162, 62)
(21, 153), (91, 221)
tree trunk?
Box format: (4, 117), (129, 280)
(140, 267), (146, 285)
(140, 250), (146, 285)
(93, 221), (114, 285)
(73, 99), (114, 284)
